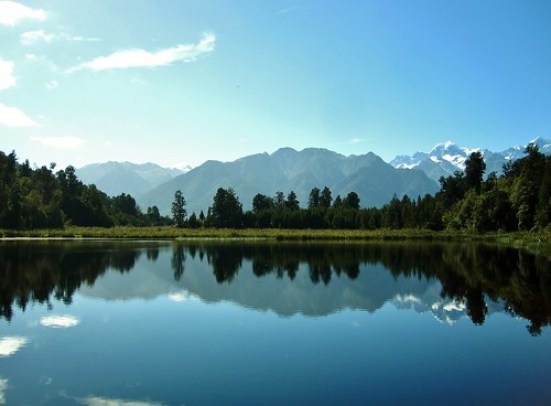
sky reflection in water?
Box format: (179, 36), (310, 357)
(1, 240), (550, 405)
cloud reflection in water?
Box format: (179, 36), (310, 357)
(167, 290), (195, 303)
(0, 336), (28, 357)
(0, 378), (7, 405)
(40, 314), (80, 328)
(80, 396), (166, 406)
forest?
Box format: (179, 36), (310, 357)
(1, 144), (550, 233)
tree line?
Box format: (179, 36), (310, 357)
(0, 151), (172, 229)
(177, 144), (550, 232)
(1, 144), (550, 232)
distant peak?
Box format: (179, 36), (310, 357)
(529, 136), (551, 146)
(431, 140), (456, 150)
(273, 147), (297, 154)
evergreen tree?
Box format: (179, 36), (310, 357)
(465, 151), (486, 193)
(343, 192), (360, 209)
(210, 187), (243, 228)
(320, 186), (333, 208)
(308, 187), (320, 208)
(285, 191), (300, 210)
(172, 190), (187, 227)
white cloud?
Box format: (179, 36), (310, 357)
(0, 103), (36, 127)
(39, 314), (80, 328)
(32, 137), (84, 150)
(21, 30), (101, 45)
(0, 336), (28, 357)
(0, 1), (47, 26)
(69, 35), (101, 42)
(70, 32), (215, 72)
(20, 29), (54, 45)
(0, 59), (16, 90)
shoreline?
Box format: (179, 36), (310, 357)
(1, 227), (550, 254)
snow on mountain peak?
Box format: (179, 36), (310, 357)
(431, 140), (456, 151)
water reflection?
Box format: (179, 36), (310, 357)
(0, 378), (7, 405)
(0, 336), (28, 357)
(1, 240), (550, 335)
(39, 314), (80, 328)
(79, 396), (166, 406)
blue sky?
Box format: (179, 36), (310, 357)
(1, 0), (550, 169)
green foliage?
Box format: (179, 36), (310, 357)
(2, 146), (550, 234)
(252, 193), (274, 212)
(320, 186), (333, 208)
(209, 187), (243, 228)
(172, 190), (187, 228)
(285, 191), (300, 210)
(465, 151), (486, 193)
(0, 150), (173, 230)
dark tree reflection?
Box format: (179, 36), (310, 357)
(171, 244), (185, 281)
(186, 241), (551, 333)
(0, 241), (145, 322)
(1, 240), (551, 335)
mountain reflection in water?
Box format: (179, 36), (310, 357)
(0, 240), (550, 335)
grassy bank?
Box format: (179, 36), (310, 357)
(1, 226), (550, 251)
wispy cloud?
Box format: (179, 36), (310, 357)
(0, 1), (47, 26)
(24, 53), (61, 73)
(31, 137), (84, 149)
(0, 59), (16, 90)
(21, 30), (101, 45)
(350, 138), (363, 144)
(69, 32), (215, 72)
(0, 103), (36, 127)
(69, 35), (101, 43)
(20, 29), (54, 45)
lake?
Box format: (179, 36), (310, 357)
(1, 240), (550, 405)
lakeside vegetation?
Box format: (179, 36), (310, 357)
(1, 143), (550, 241)
(2, 226), (551, 256)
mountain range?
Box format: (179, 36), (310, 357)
(78, 244), (504, 324)
(390, 137), (551, 182)
(76, 161), (186, 198)
(76, 137), (550, 215)
(138, 148), (439, 215)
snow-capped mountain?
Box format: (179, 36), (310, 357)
(390, 137), (551, 182)
(392, 292), (506, 326)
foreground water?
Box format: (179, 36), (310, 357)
(1, 240), (550, 405)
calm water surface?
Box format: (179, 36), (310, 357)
(1, 240), (550, 405)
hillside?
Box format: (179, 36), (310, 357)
(76, 162), (184, 197)
(139, 148), (439, 215)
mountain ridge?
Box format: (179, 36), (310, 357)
(139, 147), (439, 215)
(390, 137), (551, 182)
(76, 138), (550, 215)
(76, 161), (186, 198)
